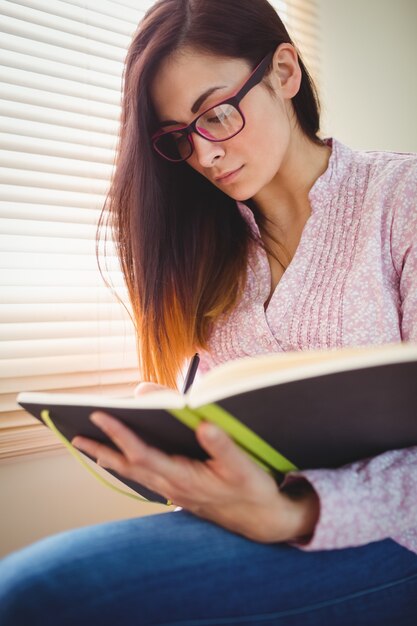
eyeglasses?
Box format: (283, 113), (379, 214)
(152, 51), (274, 162)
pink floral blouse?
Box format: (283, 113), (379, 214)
(198, 137), (417, 553)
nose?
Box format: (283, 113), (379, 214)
(191, 133), (225, 168)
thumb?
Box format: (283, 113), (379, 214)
(134, 382), (169, 397)
(196, 422), (251, 468)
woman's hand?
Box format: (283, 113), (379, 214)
(72, 410), (319, 544)
(133, 382), (168, 396)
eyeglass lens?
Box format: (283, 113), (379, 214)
(154, 103), (244, 161)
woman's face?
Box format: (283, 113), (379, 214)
(150, 47), (297, 202)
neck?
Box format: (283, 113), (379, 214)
(251, 132), (331, 234)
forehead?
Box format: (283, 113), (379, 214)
(150, 48), (251, 122)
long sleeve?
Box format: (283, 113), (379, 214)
(283, 158), (417, 553)
(282, 447), (417, 552)
(390, 158), (417, 343)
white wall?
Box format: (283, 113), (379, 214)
(0, 450), (171, 558)
(1, 0), (417, 559)
(317, 0), (417, 152)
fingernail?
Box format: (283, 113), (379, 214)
(204, 424), (220, 440)
(90, 412), (108, 425)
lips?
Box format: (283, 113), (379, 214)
(214, 166), (243, 182)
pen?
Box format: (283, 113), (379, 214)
(182, 352), (200, 394)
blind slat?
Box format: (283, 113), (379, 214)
(59, 0), (146, 23)
(0, 425), (62, 460)
(0, 167), (108, 197)
(1, 81), (120, 119)
(0, 64), (120, 106)
(0, 217), (97, 238)
(0, 320), (134, 341)
(0, 269), (125, 288)
(1, 8), (131, 56)
(0, 98), (118, 135)
(0, 166), (109, 195)
(0, 185), (104, 209)
(0, 251), (121, 271)
(0, 352), (138, 378)
(0, 234), (117, 255)
(0, 303), (132, 323)
(0, 129), (116, 161)
(0, 31), (124, 76)
(15, 0), (140, 37)
(1, 369), (139, 395)
(2, 285), (125, 304)
(1, 336), (136, 359)
(0, 151), (113, 180)
(0, 202), (102, 224)
(1, 380), (138, 416)
(0, 45), (122, 92)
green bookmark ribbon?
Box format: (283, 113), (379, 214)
(168, 403), (298, 474)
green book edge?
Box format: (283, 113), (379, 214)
(169, 403), (298, 474)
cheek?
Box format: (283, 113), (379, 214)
(238, 95), (290, 158)
(252, 98), (289, 149)
(239, 117), (289, 185)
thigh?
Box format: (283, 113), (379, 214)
(0, 510), (416, 626)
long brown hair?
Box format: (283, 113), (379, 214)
(100, 0), (323, 388)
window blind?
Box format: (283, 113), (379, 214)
(275, 0), (321, 83)
(0, 0), (321, 460)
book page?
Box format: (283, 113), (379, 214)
(18, 388), (186, 411)
(188, 341), (417, 407)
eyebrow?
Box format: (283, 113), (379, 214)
(159, 85), (227, 127)
(191, 86), (226, 114)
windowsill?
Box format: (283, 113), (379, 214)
(0, 422), (63, 463)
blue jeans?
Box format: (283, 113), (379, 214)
(0, 510), (417, 625)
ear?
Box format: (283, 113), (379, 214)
(269, 42), (302, 99)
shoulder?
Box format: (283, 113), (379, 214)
(354, 148), (417, 273)
(329, 139), (416, 269)
(313, 138), (416, 210)
(331, 137), (416, 183)
(331, 139), (417, 225)
(349, 143), (417, 195)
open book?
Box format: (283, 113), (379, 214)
(17, 342), (417, 504)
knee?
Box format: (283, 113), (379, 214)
(0, 537), (74, 626)
(0, 553), (45, 624)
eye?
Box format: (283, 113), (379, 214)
(171, 132), (188, 146)
(203, 104), (234, 125)
(206, 111), (227, 124)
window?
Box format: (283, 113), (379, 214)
(0, 0), (320, 459)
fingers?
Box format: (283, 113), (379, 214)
(89, 411), (145, 462)
(73, 412), (186, 491)
(72, 425), (173, 498)
(195, 422), (258, 481)
(71, 412), (261, 512)
(134, 382), (169, 397)
(89, 412), (169, 471)
(71, 434), (128, 475)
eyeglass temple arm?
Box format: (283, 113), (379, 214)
(232, 51), (274, 104)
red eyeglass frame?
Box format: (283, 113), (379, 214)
(151, 50), (275, 162)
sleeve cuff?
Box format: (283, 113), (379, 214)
(280, 470), (355, 551)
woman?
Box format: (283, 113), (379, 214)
(1, 0), (416, 623)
